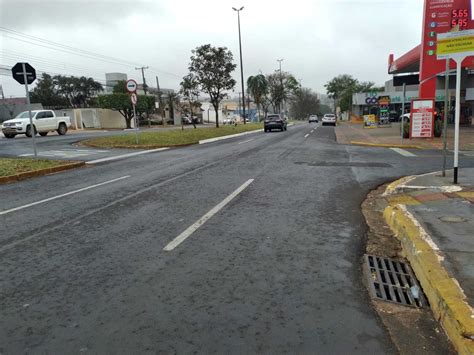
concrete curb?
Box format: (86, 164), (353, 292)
(383, 178), (474, 354)
(0, 161), (85, 184)
(350, 141), (423, 149)
(198, 129), (263, 144)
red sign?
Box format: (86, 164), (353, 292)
(410, 99), (435, 138)
(420, 0), (474, 98)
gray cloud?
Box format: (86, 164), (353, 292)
(0, 0), (165, 29)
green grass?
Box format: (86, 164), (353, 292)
(0, 158), (70, 177)
(82, 123), (263, 148)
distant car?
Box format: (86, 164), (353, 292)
(400, 113), (410, 122)
(309, 115), (318, 123)
(321, 113), (336, 126)
(264, 114), (287, 132)
(223, 116), (237, 125)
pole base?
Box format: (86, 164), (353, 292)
(454, 167), (458, 184)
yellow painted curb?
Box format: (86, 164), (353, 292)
(384, 204), (474, 354)
(0, 161), (85, 184)
(383, 175), (415, 196)
(387, 195), (421, 206)
(350, 141), (423, 149)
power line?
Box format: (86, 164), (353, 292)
(0, 27), (182, 79)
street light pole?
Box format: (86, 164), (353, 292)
(233, 6), (246, 124)
(277, 58), (283, 114)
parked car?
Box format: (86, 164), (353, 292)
(1, 110), (71, 138)
(264, 114), (287, 132)
(309, 115), (318, 123)
(321, 113), (336, 126)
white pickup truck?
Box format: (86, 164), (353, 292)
(1, 110), (71, 138)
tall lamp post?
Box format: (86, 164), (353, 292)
(233, 6), (246, 124)
(277, 58), (284, 114)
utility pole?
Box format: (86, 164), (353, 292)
(277, 58), (284, 114)
(233, 6), (246, 124)
(135, 66), (149, 95)
(247, 92), (251, 122)
(156, 75), (164, 125)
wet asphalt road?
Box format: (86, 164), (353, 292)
(1, 124), (473, 353)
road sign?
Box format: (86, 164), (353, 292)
(410, 99), (435, 138)
(126, 79), (138, 93)
(131, 93), (138, 105)
(11, 62), (36, 85)
(437, 29), (474, 59)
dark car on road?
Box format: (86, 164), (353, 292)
(264, 114), (287, 132)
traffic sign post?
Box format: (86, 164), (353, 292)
(12, 62), (37, 157)
(130, 92), (139, 144)
(126, 79), (138, 93)
(437, 29), (474, 183)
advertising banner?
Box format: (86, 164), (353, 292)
(420, 0), (474, 97)
(378, 96), (392, 127)
(410, 99), (435, 138)
(363, 114), (377, 129)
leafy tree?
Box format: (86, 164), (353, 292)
(318, 104), (333, 116)
(30, 73), (68, 107)
(188, 44), (236, 128)
(53, 75), (103, 108)
(325, 74), (375, 113)
(289, 88), (320, 119)
(97, 83), (155, 128)
(179, 73), (200, 129)
(247, 74), (267, 120)
(266, 71), (299, 114)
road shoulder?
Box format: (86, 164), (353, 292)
(362, 184), (455, 354)
(382, 172), (474, 354)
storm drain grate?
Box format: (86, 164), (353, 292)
(364, 254), (425, 308)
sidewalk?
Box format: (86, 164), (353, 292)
(383, 169), (474, 354)
(336, 121), (474, 150)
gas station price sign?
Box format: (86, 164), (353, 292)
(451, 9), (470, 28)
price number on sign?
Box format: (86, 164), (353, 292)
(451, 9), (469, 28)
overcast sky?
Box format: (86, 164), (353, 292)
(0, 0), (423, 98)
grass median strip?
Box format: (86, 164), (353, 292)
(82, 124), (263, 149)
(0, 158), (73, 177)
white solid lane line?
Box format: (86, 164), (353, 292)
(390, 148), (416, 157)
(238, 138), (255, 145)
(0, 176), (130, 216)
(163, 179), (254, 251)
(86, 148), (169, 164)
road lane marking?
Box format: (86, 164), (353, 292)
(238, 138), (254, 145)
(390, 148), (416, 157)
(304, 134), (310, 138)
(19, 149), (110, 158)
(0, 176), (130, 216)
(163, 179), (254, 251)
(87, 148), (169, 164)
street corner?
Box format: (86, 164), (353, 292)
(360, 181), (455, 354)
(381, 172), (474, 355)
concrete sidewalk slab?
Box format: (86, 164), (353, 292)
(383, 168), (474, 354)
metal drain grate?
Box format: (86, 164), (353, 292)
(364, 254), (425, 308)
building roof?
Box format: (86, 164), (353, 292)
(388, 45), (421, 74)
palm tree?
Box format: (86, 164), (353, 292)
(247, 74), (267, 121)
